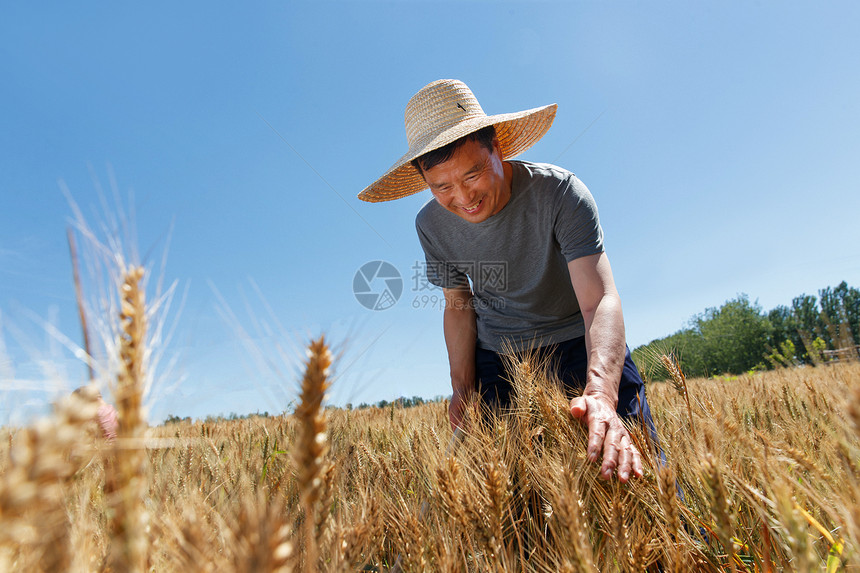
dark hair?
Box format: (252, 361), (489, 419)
(411, 125), (497, 175)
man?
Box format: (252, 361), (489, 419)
(359, 79), (653, 483)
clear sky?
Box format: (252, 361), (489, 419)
(2, 1), (859, 425)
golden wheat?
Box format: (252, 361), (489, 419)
(3, 325), (860, 571)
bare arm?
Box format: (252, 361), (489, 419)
(570, 252), (626, 407)
(442, 286), (477, 430)
(568, 252), (643, 482)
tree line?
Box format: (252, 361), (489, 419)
(347, 395), (448, 411)
(161, 395), (448, 425)
(632, 280), (860, 381)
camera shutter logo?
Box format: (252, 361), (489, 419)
(353, 261), (403, 310)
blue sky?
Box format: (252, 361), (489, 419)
(2, 1), (859, 425)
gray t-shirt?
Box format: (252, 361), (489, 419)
(415, 160), (604, 352)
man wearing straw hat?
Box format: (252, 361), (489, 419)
(359, 79), (655, 483)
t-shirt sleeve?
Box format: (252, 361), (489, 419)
(553, 174), (605, 262)
(415, 215), (470, 289)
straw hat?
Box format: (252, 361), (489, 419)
(358, 79), (557, 203)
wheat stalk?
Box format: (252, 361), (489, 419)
(106, 264), (150, 573)
(703, 452), (736, 573)
(553, 469), (596, 572)
(661, 352), (697, 441)
(658, 464), (683, 573)
(0, 389), (100, 571)
(293, 336), (332, 573)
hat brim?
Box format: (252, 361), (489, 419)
(358, 103), (557, 203)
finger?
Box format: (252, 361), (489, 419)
(600, 425), (623, 479)
(569, 396), (587, 419)
(616, 435), (633, 483)
(587, 417), (608, 464)
(631, 443), (644, 478)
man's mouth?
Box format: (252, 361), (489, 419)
(461, 199), (483, 214)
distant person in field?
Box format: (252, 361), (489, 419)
(73, 386), (119, 441)
(359, 79), (658, 483)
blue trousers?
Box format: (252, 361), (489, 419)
(475, 336), (659, 443)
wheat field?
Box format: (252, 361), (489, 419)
(2, 317), (859, 571)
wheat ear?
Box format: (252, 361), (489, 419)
(658, 465), (683, 573)
(661, 353), (697, 441)
(555, 470), (596, 572)
(703, 452), (736, 573)
(106, 264), (149, 573)
(0, 389), (99, 571)
(293, 336), (332, 573)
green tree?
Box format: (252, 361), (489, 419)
(767, 306), (802, 355)
(632, 326), (709, 381)
(819, 281), (860, 349)
(792, 294), (823, 339)
(634, 281), (860, 376)
(693, 294), (771, 376)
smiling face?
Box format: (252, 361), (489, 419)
(421, 137), (512, 224)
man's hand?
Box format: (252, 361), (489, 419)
(449, 386), (471, 430)
(570, 393), (643, 483)
(567, 252), (642, 483)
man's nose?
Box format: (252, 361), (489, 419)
(453, 184), (475, 206)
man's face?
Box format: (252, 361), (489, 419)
(422, 137), (511, 224)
